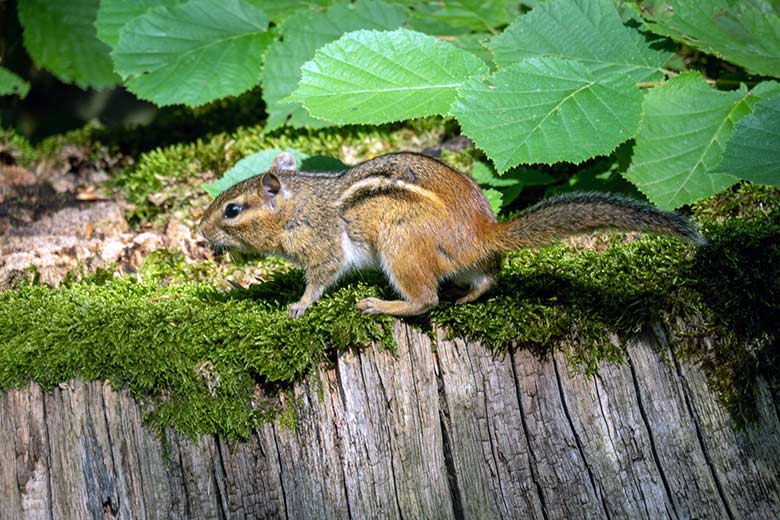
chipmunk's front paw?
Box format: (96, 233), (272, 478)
(356, 297), (384, 315)
(288, 302), (309, 319)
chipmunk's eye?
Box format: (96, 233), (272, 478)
(223, 203), (244, 219)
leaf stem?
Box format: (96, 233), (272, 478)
(636, 81), (665, 88)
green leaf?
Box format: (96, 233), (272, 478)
(96, 0), (184, 49)
(203, 149), (306, 197)
(641, 0), (780, 77)
(482, 188), (504, 215)
(450, 34), (495, 69)
(407, 0), (517, 35)
(625, 74), (780, 209)
(112, 0), (272, 107)
(203, 149), (346, 197)
(715, 95), (780, 185)
(545, 142), (641, 197)
(452, 57), (642, 171)
(259, 1), (331, 25)
(490, 0), (671, 82)
(0, 67), (30, 98)
(471, 161), (554, 207)
(262, 0), (408, 130)
(299, 155), (349, 173)
(18, 0), (118, 89)
(288, 28), (488, 124)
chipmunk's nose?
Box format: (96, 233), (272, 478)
(195, 220), (210, 241)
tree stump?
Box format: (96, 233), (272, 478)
(2, 322), (779, 519)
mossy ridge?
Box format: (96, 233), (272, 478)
(0, 127), (36, 166)
(431, 237), (701, 373)
(0, 276), (394, 440)
(682, 197), (780, 426)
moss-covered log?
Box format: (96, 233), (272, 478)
(2, 322), (779, 519)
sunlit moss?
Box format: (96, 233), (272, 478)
(0, 127), (37, 166)
(0, 274), (394, 440)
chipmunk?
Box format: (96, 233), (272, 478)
(199, 151), (705, 318)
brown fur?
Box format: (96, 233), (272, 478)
(199, 152), (704, 318)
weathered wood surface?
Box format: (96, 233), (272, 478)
(2, 322), (779, 519)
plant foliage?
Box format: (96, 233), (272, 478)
(17, 0), (118, 89)
(111, 0), (274, 106)
(8, 0), (780, 208)
(95, 0), (184, 49)
(262, 0), (408, 130)
(0, 67), (29, 98)
(490, 0), (671, 82)
(641, 0), (780, 77)
(288, 28), (488, 124)
(625, 74), (780, 209)
(715, 96), (780, 186)
(452, 57), (643, 170)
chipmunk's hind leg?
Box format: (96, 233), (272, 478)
(451, 255), (500, 304)
(356, 249), (439, 317)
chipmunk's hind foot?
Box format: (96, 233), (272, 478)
(356, 296), (438, 316)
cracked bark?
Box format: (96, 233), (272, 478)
(1, 322), (779, 519)
(625, 353), (679, 519)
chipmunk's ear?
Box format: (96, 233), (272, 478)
(260, 172), (285, 211)
(270, 151), (297, 172)
(261, 172), (282, 198)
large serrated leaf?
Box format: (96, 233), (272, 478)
(288, 28), (488, 124)
(490, 0), (671, 82)
(641, 0), (780, 77)
(452, 57), (642, 171)
(96, 0), (184, 49)
(625, 74), (780, 209)
(0, 67), (30, 98)
(715, 95), (780, 185)
(18, 0), (118, 89)
(112, 0), (272, 107)
(262, 0), (408, 130)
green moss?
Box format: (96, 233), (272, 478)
(679, 196), (780, 426)
(34, 123), (102, 158)
(0, 127), (37, 166)
(276, 391), (300, 433)
(693, 182), (780, 222)
(138, 249), (221, 285)
(0, 275), (394, 440)
(432, 237), (700, 373)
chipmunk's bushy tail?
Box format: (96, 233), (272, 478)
(493, 192), (706, 251)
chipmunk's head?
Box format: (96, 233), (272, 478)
(198, 152), (296, 254)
